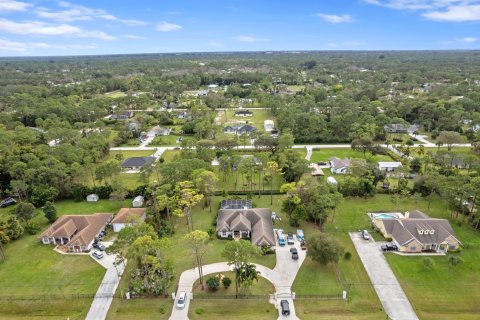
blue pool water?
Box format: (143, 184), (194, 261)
(373, 213), (398, 219)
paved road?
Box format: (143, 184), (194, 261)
(349, 233), (419, 320)
(169, 237), (306, 320)
(305, 147), (312, 160)
(85, 243), (126, 320)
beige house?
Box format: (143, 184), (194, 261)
(373, 210), (461, 253)
(39, 213), (112, 252)
(111, 208), (147, 232)
(216, 208), (275, 247)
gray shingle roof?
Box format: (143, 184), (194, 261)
(329, 157), (351, 171)
(216, 208), (275, 246)
(121, 156), (156, 168)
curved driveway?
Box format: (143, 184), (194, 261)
(169, 239), (306, 320)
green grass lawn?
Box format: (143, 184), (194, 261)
(221, 109), (273, 132)
(149, 135), (183, 146)
(310, 148), (393, 163)
(108, 150), (155, 161)
(0, 234), (105, 319)
(104, 91), (127, 98)
(324, 194), (480, 320)
(193, 271), (275, 296)
(107, 298), (172, 320)
(188, 300), (277, 320)
(160, 150), (181, 163)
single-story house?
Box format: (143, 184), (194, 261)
(176, 111), (188, 119)
(86, 194), (99, 202)
(378, 161), (403, 172)
(132, 195), (144, 208)
(373, 210), (461, 253)
(216, 208), (275, 247)
(39, 213), (112, 252)
(220, 199), (253, 210)
(264, 120), (275, 132)
(149, 125), (172, 136)
(109, 111), (134, 121)
(121, 156), (156, 170)
(384, 123), (420, 134)
(224, 124), (257, 135)
(329, 157), (351, 174)
(111, 208), (147, 232)
(234, 109), (253, 117)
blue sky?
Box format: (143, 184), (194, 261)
(0, 0), (479, 56)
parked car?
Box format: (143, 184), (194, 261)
(290, 247), (299, 260)
(93, 242), (106, 251)
(176, 291), (187, 309)
(276, 229), (286, 246)
(362, 230), (370, 240)
(317, 161), (327, 165)
(92, 251), (104, 259)
(0, 197), (16, 208)
(287, 232), (295, 245)
(296, 229), (305, 242)
(280, 299), (290, 315)
(381, 243), (398, 251)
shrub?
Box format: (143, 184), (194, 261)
(207, 227), (215, 239)
(206, 277), (220, 291)
(344, 251), (352, 260)
(222, 276), (232, 289)
(448, 255), (463, 266)
(423, 257), (434, 269)
(159, 306), (166, 314)
(195, 308), (205, 315)
(24, 221), (40, 235)
(261, 245), (275, 255)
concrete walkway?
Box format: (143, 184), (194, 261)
(350, 232), (419, 320)
(85, 243), (126, 320)
(305, 147), (312, 161)
(169, 238), (306, 320)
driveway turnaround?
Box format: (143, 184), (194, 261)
(350, 232), (419, 320)
(85, 243), (126, 320)
(169, 238), (306, 320)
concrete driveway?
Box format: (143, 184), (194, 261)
(85, 241), (126, 320)
(169, 236), (306, 320)
(349, 232), (419, 320)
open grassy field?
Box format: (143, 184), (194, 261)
(107, 298), (172, 320)
(220, 109), (273, 132)
(149, 135), (183, 146)
(310, 148), (393, 163)
(193, 271), (275, 296)
(104, 91), (127, 98)
(108, 150), (155, 161)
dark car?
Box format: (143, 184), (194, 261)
(317, 161), (327, 165)
(280, 299), (290, 315)
(300, 240), (307, 251)
(381, 243), (398, 251)
(287, 232), (294, 245)
(93, 242), (106, 251)
(0, 197), (17, 208)
(290, 247), (299, 260)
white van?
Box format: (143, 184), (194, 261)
(176, 291), (187, 309)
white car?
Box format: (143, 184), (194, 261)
(362, 230), (370, 240)
(92, 250), (104, 259)
(176, 291), (187, 309)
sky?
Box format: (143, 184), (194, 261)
(0, 0), (479, 56)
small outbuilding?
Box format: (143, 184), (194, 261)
(327, 176), (338, 186)
(378, 162), (403, 172)
(86, 194), (99, 202)
(132, 195), (145, 208)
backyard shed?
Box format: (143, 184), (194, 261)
(132, 195), (144, 208)
(86, 194), (99, 202)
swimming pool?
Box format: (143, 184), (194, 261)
(373, 213), (398, 219)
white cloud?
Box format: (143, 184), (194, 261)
(0, 0), (31, 13)
(316, 13), (354, 23)
(0, 38), (95, 54)
(364, 0), (480, 22)
(0, 18), (115, 40)
(123, 34), (145, 39)
(35, 1), (146, 26)
(326, 41), (367, 48)
(457, 37), (478, 42)
(156, 21), (182, 32)
(422, 4), (480, 21)
(233, 35), (268, 42)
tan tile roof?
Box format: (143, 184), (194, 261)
(40, 213), (112, 247)
(111, 208), (147, 224)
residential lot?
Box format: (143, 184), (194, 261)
(310, 148), (393, 163)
